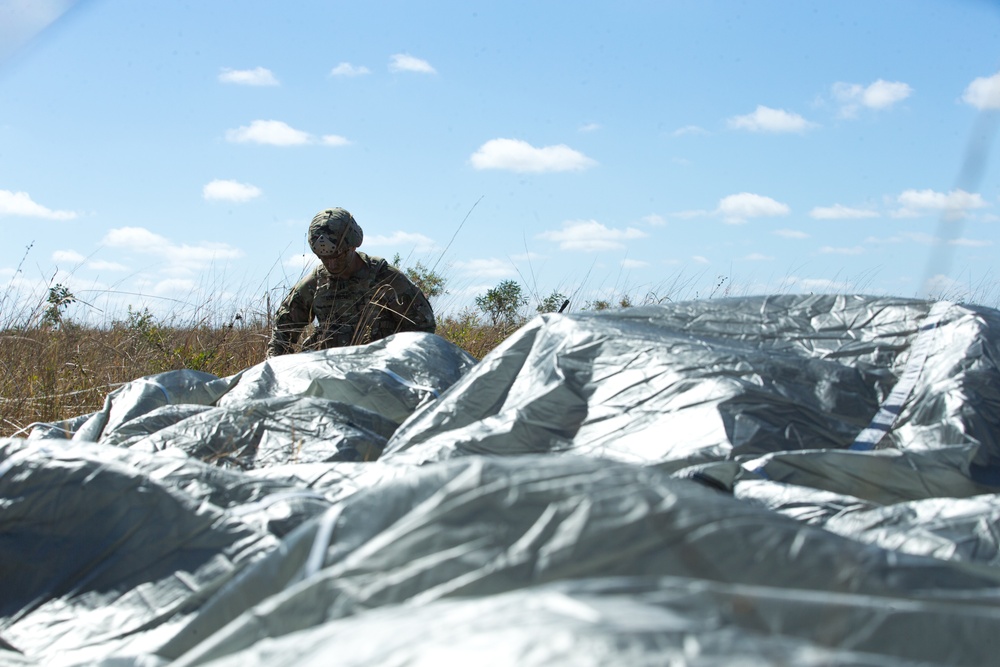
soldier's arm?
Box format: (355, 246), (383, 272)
(267, 271), (318, 357)
(386, 269), (436, 334)
(402, 283), (436, 334)
(358, 265), (435, 342)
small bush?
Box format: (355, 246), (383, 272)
(536, 291), (568, 314)
(475, 280), (528, 330)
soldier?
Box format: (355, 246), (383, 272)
(267, 207), (437, 357)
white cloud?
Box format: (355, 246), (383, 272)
(87, 260), (128, 271)
(727, 106), (815, 133)
(578, 122), (601, 133)
(330, 62), (371, 77)
(538, 219), (647, 252)
(389, 53), (436, 74)
(741, 253), (773, 261)
(671, 209), (709, 220)
(865, 232), (939, 245)
(152, 278), (197, 296)
(819, 246), (866, 255)
(218, 67), (279, 86)
(103, 226), (166, 250)
(642, 214), (668, 226)
(692, 255), (710, 264)
(864, 234), (895, 244)
(809, 204), (879, 219)
(949, 238), (993, 247)
(962, 71), (1000, 110)
(833, 80), (912, 117)
(202, 179), (262, 202)
(773, 229), (809, 239)
(716, 193), (790, 224)
(621, 259), (648, 269)
(470, 138), (597, 173)
(670, 194), (790, 224)
(102, 226), (244, 276)
(0, 189), (77, 220)
(862, 80), (913, 108)
(168, 242), (244, 267)
(452, 258), (516, 279)
(226, 120), (310, 146)
(892, 188), (988, 220)
(510, 251), (546, 262)
(321, 134), (351, 147)
(365, 231), (439, 253)
(283, 254), (316, 272)
(224, 120), (350, 148)
(672, 125), (709, 137)
(52, 249), (84, 263)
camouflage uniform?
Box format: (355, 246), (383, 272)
(267, 251), (436, 357)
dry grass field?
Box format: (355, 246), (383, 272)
(5, 265), (997, 438)
(0, 301), (516, 438)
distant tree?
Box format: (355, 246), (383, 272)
(476, 280), (527, 328)
(585, 299), (612, 312)
(117, 305), (166, 348)
(582, 294), (633, 311)
(42, 283), (76, 328)
(392, 254), (447, 298)
(405, 261), (447, 298)
(536, 291), (568, 314)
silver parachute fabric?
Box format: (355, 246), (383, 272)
(4, 295), (1000, 666)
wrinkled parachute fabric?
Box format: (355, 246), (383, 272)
(4, 295), (1000, 666)
(28, 332), (475, 465)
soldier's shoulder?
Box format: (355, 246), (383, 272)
(294, 263), (324, 287)
(361, 252), (410, 280)
(357, 251), (389, 270)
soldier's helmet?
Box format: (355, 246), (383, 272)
(308, 208), (363, 255)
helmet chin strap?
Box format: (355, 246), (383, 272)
(332, 218), (352, 253)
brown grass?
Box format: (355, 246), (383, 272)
(9, 263), (997, 438)
(0, 310), (519, 438)
(0, 320), (271, 436)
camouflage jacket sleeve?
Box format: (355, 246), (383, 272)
(267, 267), (320, 357)
(359, 258), (437, 343)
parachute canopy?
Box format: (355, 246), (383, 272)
(5, 294), (1000, 666)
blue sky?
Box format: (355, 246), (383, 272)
(2, 0), (1000, 324)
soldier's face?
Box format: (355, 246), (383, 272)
(317, 246), (357, 277)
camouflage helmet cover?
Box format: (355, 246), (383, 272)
(308, 208), (363, 255)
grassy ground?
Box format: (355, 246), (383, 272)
(6, 267), (998, 437)
(0, 311), (517, 438)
